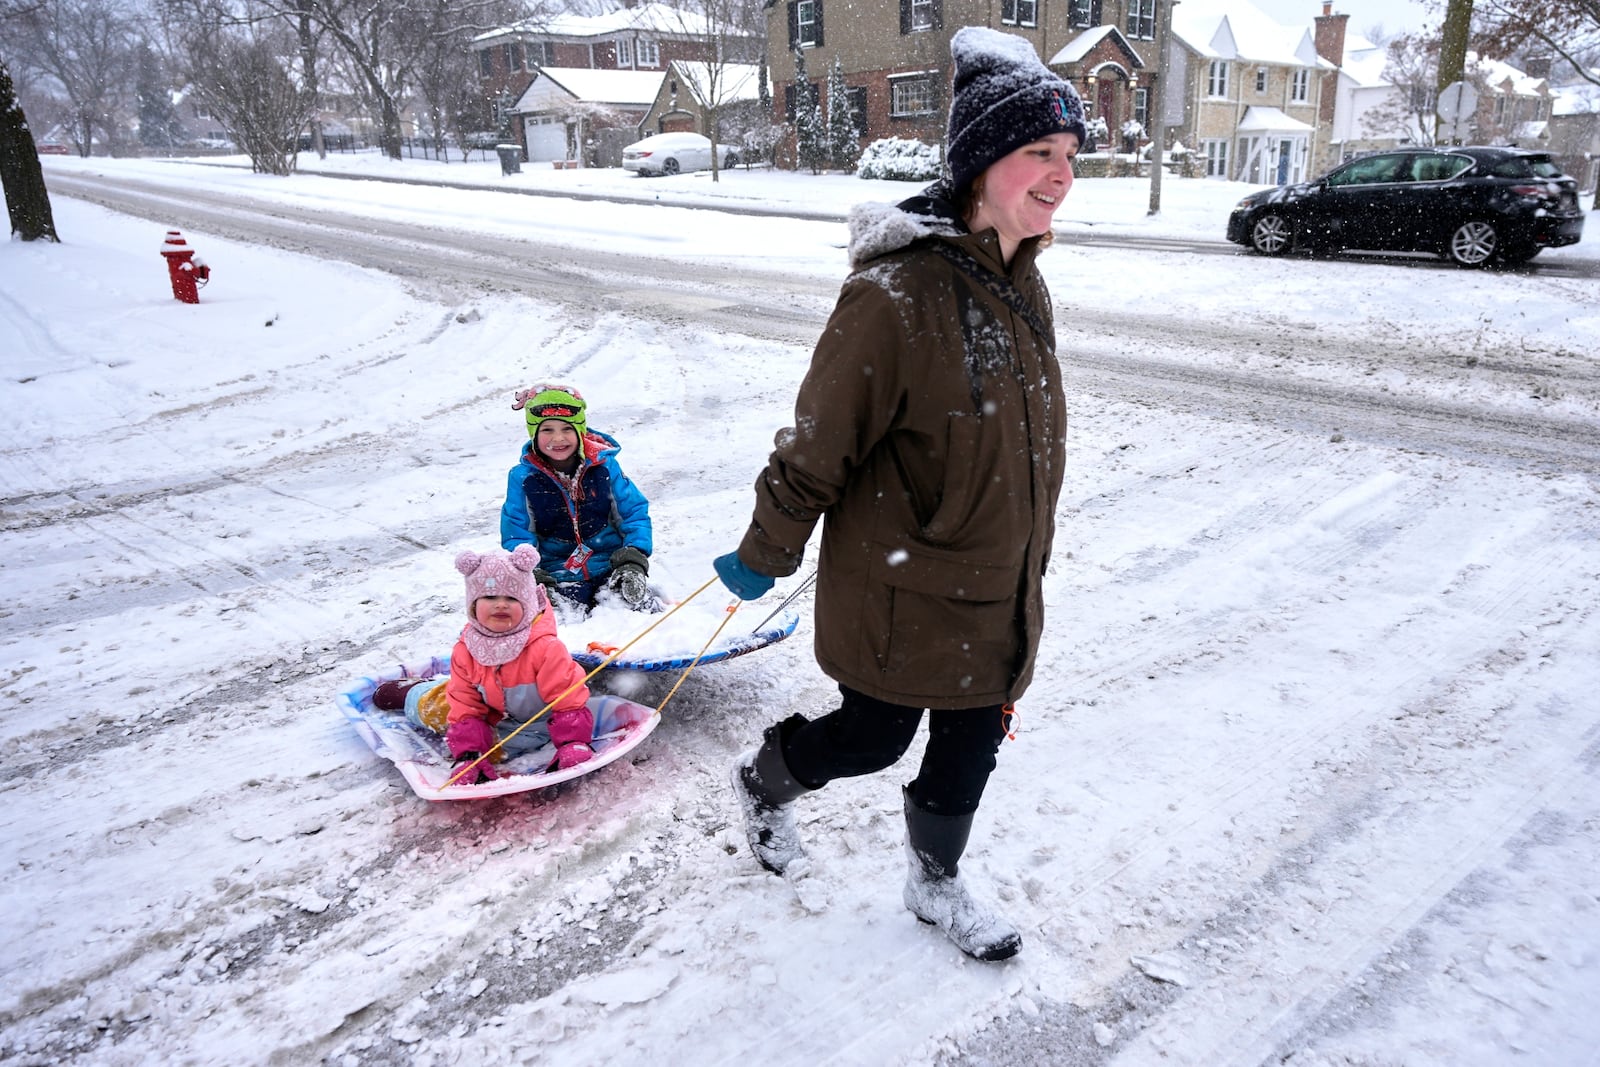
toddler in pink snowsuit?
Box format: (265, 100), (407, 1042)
(379, 544), (594, 782)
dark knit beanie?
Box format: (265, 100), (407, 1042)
(945, 26), (1090, 193)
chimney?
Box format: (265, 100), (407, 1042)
(1523, 56), (1552, 80)
(1314, 7), (1349, 67)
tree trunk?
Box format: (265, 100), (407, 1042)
(1436, 0), (1475, 143)
(0, 59), (60, 243)
(297, 1), (327, 159)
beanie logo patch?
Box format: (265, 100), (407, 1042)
(1049, 91), (1074, 126)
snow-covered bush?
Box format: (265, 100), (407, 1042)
(856, 137), (942, 181)
(1084, 116), (1109, 152)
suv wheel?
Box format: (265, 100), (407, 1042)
(1447, 219), (1499, 267)
(1250, 213), (1293, 256)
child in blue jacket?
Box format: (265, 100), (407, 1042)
(502, 383), (654, 612)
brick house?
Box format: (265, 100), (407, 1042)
(763, 0), (1168, 168)
(473, 2), (762, 160)
(1167, 0), (1328, 184)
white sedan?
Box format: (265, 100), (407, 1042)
(621, 132), (740, 176)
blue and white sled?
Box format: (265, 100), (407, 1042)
(569, 607), (800, 672)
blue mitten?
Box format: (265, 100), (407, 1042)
(714, 552), (775, 601)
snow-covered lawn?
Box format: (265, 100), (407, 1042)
(2, 155), (1597, 1065)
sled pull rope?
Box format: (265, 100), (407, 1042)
(751, 568), (817, 633)
(441, 575), (721, 790)
(653, 597), (744, 714)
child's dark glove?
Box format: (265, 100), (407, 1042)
(609, 546), (650, 574)
(533, 567), (559, 589)
(609, 546), (652, 609)
(714, 552), (774, 601)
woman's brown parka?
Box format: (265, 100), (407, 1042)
(736, 188), (1067, 709)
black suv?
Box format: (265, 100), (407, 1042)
(1226, 146), (1585, 267)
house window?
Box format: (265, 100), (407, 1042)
(848, 86), (869, 138)
(1133, 87), (1149, 129)
(1255, 67), (1268, 94)
(902, 0), (941, 33)
(1203, 139), (1229, 177)
(790, 0), (823, 48)
(1069, 0), (1103, 28)
(503, 43), (524, 72)
(634, 38), (660, 67)
(1291, 68), (1309, 102)
(783, 81), (820, 122)
(1126, 0), (1156, 39)
(890, 74), (937, 116)
(478, 49), (493, 78)
(1494, 95), (1507, 123)
(1208, 60), (1229, 98)
(1002, 0), (1038, 26)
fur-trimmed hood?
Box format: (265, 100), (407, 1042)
(846, 181), (966, 269)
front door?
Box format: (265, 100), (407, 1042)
(1277, 139), (1293, 184)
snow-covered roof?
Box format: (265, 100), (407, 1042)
(667, 62), (761, 108)
(1172, 0), (1323, 68)
(1236, 105), (1315, 133)
(476, 2), (717, 45)
(1551, 80), (1600, 117)
(513, 67), (665, 111)
(1471, 52), (1548, 97)
(1048, 25), (1148, 67)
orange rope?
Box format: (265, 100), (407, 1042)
(1001, 703), (1020, 742)
(650, 598), (743, 713)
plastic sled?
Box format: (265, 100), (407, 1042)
(567, 607), (801, 672)
(338, 656), (659, 801)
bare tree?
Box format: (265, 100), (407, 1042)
(656, 0), (765, 182)
(184, 24), (315, 174)
(1476, 0), (1600, 88)
(12, 0), (138, 156)
(1, 55), (59, 241)
(1364, 31), (1442, 144)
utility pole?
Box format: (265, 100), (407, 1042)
(1148, 0), (1178, 215)
(1435, 0), (1474, 142)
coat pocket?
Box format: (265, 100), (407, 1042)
(871, 540), (1021, 691)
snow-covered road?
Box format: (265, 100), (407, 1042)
(3, 164), (1597, 1066)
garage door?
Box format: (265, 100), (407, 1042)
(524, 115), (567, 162)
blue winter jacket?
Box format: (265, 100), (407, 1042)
(500, 430), (653, 583)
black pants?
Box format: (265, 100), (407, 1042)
(781, 684), (1012, 817)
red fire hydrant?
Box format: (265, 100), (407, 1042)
(160, 229), (211, 304)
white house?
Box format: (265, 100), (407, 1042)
(512, 68), (665, 163)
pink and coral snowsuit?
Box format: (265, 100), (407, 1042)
(446, 599), (593, 759)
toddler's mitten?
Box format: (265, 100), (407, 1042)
(445, 717), (500, 784)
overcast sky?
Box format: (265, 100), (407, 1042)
(1251, 0), (1437, 40)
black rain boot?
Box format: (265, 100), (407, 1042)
(902, 786), (1022, 962)
(730, 714), (818, 875)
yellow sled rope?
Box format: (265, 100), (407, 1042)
(442, 575), (742, 790)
